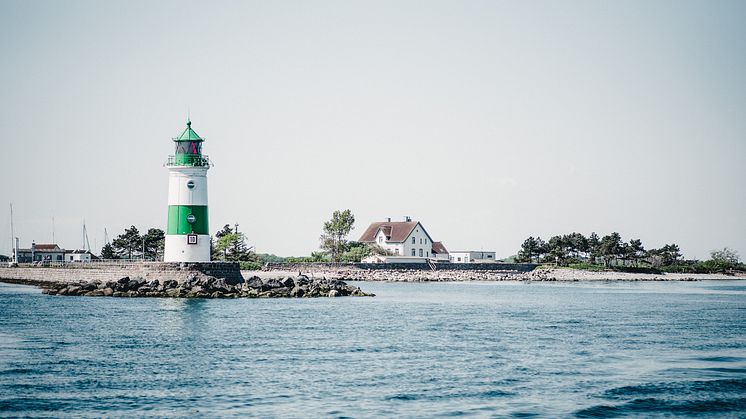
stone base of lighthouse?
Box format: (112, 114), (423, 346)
(164, 234), (211, 262)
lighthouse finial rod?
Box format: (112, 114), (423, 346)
(187, 108), (191, 127)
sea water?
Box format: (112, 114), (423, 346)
(0, 280), (744, 417)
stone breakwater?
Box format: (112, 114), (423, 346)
(0, 263), (373, 298)
(255, 267), (741, 282)
(38, 274), (372, 298)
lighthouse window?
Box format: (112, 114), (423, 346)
(186, 214), (196, 224)
(176, 141), (201, 154)
(186, 180), (195, 189)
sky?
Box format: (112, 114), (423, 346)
(1, 0), (744, 259)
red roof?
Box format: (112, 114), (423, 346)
(33, 244), (61, 250)
(359, 221), (420, 243)
(432, 241), (449, 255)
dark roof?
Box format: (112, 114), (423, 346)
(432, 241), (449, 255)
(33, 244), (61, 250)
(359, 221), (420, 243)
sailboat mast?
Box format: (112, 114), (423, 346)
(9, 203), (14, 262)
(83, 222), (91, 252)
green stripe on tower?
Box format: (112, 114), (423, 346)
(167, 205), (209, 235)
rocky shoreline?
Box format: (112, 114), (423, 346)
(8, 274), (373, 299)
(251, 267), (744, 282)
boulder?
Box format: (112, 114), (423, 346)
(328, 289), (340, 298)
(264, 278), (284, 289)
(81, 283), (97, 292)
(245, 276), (263, 290)
(290, 286), (305, 298)
(103, 288), (114, 296)
(162, 280), (178, 290)
(281, 277), (295, 288)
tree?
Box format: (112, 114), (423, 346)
(112, 226), (142, 260)
(142, 228), (165, 261)
(599, 232), (623, 267)
(628, 239), (646, 267)
(587, 232), (601, 262)
(341, 242), (372, 262)
(710, 247), (740, 265)
(212, 224), (256, 262)
(703, 247), (741, 271)
(658, 244), (682, 266)
(100, 243), (117, 259)
(566, 232), (588, 260)
(320, 209), (355, 262)
(517, 236), (540, 263)
(547, 235), (569, 264)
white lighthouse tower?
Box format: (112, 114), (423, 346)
(164, 119), (211, 262)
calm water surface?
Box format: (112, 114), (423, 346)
(1, 280), (745, 417)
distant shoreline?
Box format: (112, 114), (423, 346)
(247, 267), (745, 282)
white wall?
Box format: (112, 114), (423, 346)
(449, 251), (497, 263)
(167, 167), (209, 206)
(402, 223), (432, 258)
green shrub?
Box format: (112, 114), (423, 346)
(239, 261), (263, 270)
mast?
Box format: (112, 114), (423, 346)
(9, 203), (15, 263)
(82, 221), (91, 252)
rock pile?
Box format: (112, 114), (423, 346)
(41, 274), (373, 298)
(331, 269), (522, 282)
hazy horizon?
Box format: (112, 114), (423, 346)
(2, 0), (744, 260)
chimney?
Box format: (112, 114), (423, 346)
(405, 216), (411, 222)
(386, 217), (391, 222)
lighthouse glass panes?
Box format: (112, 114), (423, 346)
(164, 120), (211, 262)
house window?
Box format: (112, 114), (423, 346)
(457, 257), (462, 262)
(412, 237), (415, 244)
(426, 251), (429, 258)
(488, 255), (493, 258)
(378, 236), (383, 244)
(395, 249), (399, 255)
(411, 249), (416, 256)
(419, 249), (423, 257)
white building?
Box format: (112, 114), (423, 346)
(359, 217), (448, 261)
(449, 251), (497, 263)
(65, 250), (94, 262)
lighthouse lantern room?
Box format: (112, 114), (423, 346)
(164, 119), (211, 262)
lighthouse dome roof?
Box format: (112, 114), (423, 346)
(173, 120), (203, 142)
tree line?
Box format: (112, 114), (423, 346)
(515, 231), (742, 272)
(102, 223), (260, 267)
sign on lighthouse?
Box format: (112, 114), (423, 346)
(164, 119), (211, 262)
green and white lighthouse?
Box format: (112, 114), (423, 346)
(164, 119), (211, 262)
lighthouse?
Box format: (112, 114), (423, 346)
(164, 119), (211, 262)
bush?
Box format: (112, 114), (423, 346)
(568, 263), (606, 272)
(239, 261), (263, 270)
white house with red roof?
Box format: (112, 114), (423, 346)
(358, 217), (449, 261)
